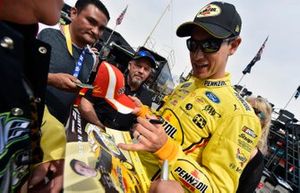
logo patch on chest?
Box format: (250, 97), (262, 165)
(205, 91), (220, 103)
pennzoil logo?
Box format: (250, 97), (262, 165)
(196, 4), (221, 18)
(175, 167), (208, 193)
(162, 109), (184, 146)
(192, 114), (207, 129)
(162, 121), (177, 139)
(203, 80), (226, 87)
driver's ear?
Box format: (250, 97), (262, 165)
(229, 37), (241, 55)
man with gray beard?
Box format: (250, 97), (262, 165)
(79, 50), (156, 130)
(124, 50), (156, 107)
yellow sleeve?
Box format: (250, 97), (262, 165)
(154, 115), (261, 193)
(154, 137), (179, 161)
(40, 106), (66, 162)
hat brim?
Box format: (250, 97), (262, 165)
(133, 56), (156, 69)
(176, 21), (232, 39)
(105, 95), (136, 114)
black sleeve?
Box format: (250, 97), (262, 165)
(139, 88), (154, 107)
(84, 89), (97, 104)
(236, 150), (264, 193)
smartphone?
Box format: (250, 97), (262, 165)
(75, 82), (94, 89)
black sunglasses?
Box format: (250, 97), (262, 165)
(186, 37), (236, 53)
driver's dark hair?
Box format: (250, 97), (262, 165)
(75, 0), (110, 21)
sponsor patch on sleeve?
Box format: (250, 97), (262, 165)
(171, 160), (212, 193)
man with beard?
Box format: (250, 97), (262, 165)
(38, 0), (110, 125)
(79, 50), (156, 130)
(118, 2), (262, 193)
(29, 1), (109, 192)
(124, 50), (156, 107)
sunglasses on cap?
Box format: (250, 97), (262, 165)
(186, 36), (236, 53)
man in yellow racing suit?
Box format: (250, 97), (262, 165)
(118, 2), (261, 193)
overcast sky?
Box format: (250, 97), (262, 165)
(62, 0), (300, 119)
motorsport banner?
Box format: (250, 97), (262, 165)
(63, 106), (150, 193)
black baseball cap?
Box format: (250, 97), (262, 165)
(176, 1), (241, 39)
(133, 50), (156, 68)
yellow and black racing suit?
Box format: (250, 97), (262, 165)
(139, 73), (261, 193)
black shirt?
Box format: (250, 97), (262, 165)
(38, 28), (94, 124)
(0, 21), (49, 192)
(236, 149), (264, 193)
(124, 82), (153, 107)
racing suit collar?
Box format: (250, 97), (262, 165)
(192, 72), (231, 88)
